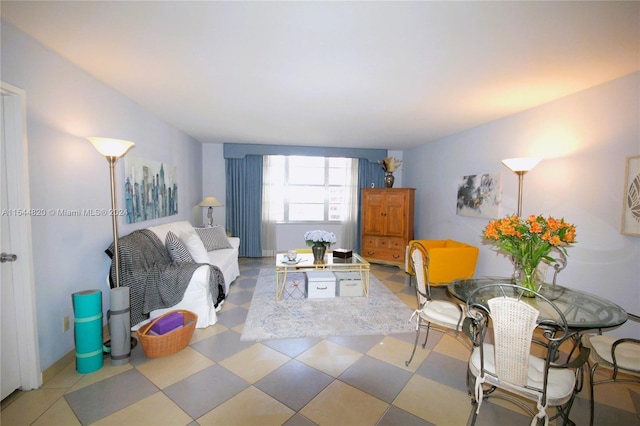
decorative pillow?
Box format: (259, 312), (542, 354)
(179, 231), (210, 263)
(165, 231), (194, 263)
(195, 226), (233, 250)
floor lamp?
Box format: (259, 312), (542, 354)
(88, 137), (134, 366)
(501, 157), (542, 217)
(199, 196), (223, 227)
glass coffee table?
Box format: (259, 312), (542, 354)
(275, 252), (370, 301)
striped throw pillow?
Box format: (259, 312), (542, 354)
(195, 226), (232, 251)
(165, 231), (194, 263)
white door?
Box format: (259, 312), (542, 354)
(1, 114), (22, 400)
(0, 83), (41, 399)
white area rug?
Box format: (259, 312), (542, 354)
(241, 269), (415, 341)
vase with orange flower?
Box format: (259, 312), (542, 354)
(483, 214), (577, 296)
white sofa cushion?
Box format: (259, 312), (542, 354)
(179, 231), (209, 263)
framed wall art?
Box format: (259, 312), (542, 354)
(123, 156), (178, 224)
(456, 173), (502, 219)
(621, 155), (640, 236)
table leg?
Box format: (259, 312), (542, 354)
(276, 269), (288, 301)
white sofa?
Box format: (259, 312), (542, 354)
(140, 221), (240, 329)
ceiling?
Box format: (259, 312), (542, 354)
(2, 1), (639, 150)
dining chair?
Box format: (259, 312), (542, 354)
(404, 241), (467, 367)
(584, 312), (640, 426)
(463, 283), (590, 426)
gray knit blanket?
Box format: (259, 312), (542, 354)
(106, 229), (225, 326)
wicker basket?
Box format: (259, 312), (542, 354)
(136, 310), (197, 358)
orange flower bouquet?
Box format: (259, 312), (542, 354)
(483, 215), (577, 292)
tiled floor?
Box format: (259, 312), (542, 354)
(2, 257), (639, 425)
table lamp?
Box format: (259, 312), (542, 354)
(199, 196), (223, 227)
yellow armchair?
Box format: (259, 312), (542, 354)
(406, 239), (479, 286)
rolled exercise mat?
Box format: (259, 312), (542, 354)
(109, 287), (131, 366)
(72, 290), (103, 373)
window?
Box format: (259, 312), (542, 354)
(265, 155), (355, 222)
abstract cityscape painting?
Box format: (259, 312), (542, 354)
(123, 156), (178, 223)
(456, 173), (502, 219)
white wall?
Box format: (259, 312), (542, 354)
(1, 22), (204, 370)
(202, 143), (226, 227)
(404, 72), (640, 337)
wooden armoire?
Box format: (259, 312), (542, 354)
(361, 188), (415, 266)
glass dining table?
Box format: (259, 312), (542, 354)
(447, 276), (628, 332)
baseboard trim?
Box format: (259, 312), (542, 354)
(42, 350), (74, 384)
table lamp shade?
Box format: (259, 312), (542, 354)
(199, 196), (223, 207)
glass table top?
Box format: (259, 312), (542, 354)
(275, 252), (369, 268)
(448, 276), (628, 331)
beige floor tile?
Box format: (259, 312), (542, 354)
(397, 292), (418, 309)
(0, 388), (66, 426)
(383, 280), (407, 294)
(300, 380), (388, 426)
(43, 361), (84, 390)
(91, 391), (192, 426)
(591, 381), (638, 413)
(136, 346), (214, 389)
(197, 386), (294, 426)
(67, 363), (133, 393)
(296, 340), (362, 377)
(394, 375), (470, 425)
(219, 343), (290, 383)
(366, 335), (429, 372)
(32, 396), (82, 426)
(431, 333), (471, 362)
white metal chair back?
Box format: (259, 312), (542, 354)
(487, 297), (539, 386)
(410, 243), (430, 306)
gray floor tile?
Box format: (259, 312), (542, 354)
(472, 400), (530, 426)
(254, 360), (333, 411)
(190, 329), (253, 362)
(339, 355), (412, 403)
(415, 351), (468, 393)
(326, 334), (384, 353)
(215, 305), (248, 328)
(163, 364), (249, 419)
(233, 276), (258, 290)
(64, 369), (158, 425)
(378, 405), (435, 426)
(261, 337), (322, 358)
(282, 413), (318, 426)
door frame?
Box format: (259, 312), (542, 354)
(1, 82), (41, 391)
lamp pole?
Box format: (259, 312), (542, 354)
(107, 155), (121, 288)
(515, 170), (526, 217)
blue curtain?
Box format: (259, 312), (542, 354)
(225, 155), (263, 257)
(355, 159), (385, 253)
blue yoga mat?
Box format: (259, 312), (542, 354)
(72, 290), (103, 373)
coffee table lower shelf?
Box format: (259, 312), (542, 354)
(274, 252), (370, 301)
